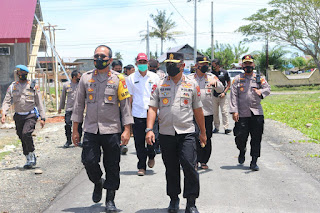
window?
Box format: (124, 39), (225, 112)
(0, 47), (10, 55)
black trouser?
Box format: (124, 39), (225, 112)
(13, 113), (37, 156)
(81, 132), (121, 190)
(160, 133), (199, 199)
(195, 115), (213, 164)
(65, 111), (83, 142)
(132, 117), (155, 170)
(233, 113), (264, 157)
(153, 116), (160, 150)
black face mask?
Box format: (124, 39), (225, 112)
(94, 58), (110, 70)
(243, 66), (254, 73)
(18, 74), (28, 81)
(200, 65), (209, 73)
(149, 69), (157, 73)
(166, 63), (180, 77)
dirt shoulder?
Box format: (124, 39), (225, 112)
(0, 121), (83, 213)
(264, 119), (320, 182)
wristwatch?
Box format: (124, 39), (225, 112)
(145, 128), (153, 133)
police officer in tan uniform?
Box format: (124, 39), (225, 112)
(192, 56), (224, 170)
(146, 52), (206, 213)
(71, 45), (133, 212)
(230, 55), (271, 171)
(58, 70), (82, 148)
(1, 65), (46, 169)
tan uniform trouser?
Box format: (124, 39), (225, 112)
(212, 95), (229, 130)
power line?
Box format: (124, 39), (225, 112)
(168, 0), (193, 29)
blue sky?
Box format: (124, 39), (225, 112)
(40, 0), (273, 66)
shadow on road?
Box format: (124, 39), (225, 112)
(61, 203), (106, 213)
(120, 170), (156, 176)
(135, 208), (184, 213)
(220, 165), (250, 170)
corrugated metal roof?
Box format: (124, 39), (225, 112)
(0, 0), (37, 43)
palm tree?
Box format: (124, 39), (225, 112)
(144, 10), (183, 55)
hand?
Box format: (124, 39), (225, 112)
(121, 129), (130, 146)
(232, 113), (239, 122)
(40, 120), (45, 128)
(72, 131), (80, 146)
(58, 109), (61, 114)
(209, 79), (217, 87)
(219, 92), (226, 98)
(199, 131), (207, 147)
(1, 115), (5, 124)
(253, 88), (262, 96)
(146, 131), (155, 145)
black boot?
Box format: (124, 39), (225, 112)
(238, 148), (246, 164)
(185, 197), (199, 213)
(105, 190), (118, 212)
(64, 141), (72, 148)
(92, 178), (104, 203)
(168, 196), (179, 213)
(250, 156), (259, 171)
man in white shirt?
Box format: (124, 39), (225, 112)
(126, 53), (160, 176)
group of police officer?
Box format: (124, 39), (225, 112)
(1, 43), (270, 212)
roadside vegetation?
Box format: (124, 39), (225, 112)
(262, 93), (320, 142)
(270, 85), (320, 92)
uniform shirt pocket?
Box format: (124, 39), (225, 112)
(104, 88), (116, 104)
(159, 91), (171, 107)
(25, 90), (35, 103)
(180, 92), (192, 108)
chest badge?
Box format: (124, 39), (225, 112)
(240, 87), (244, 92)
(88, 88), (94, 92)
(184, 99), (189, 105)
(89, 79), (95, 83)
(89, 94), (94, 100)
(162, 98), (169, 105)
(108, 96), (113, 101)
(108, 80), (115, 84)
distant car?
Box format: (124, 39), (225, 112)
(227, 70), (244, 83)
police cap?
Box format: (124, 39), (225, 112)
(164, 52), (184, 63)
(196, 56), (210, 63)
(242, 55), (254, 63)
(16, 65), (29, 73)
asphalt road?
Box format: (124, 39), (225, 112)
(44, 125), (320, 213)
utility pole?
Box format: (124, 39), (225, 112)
(266, 34), (269, 80)
(147, 21), (150, 60)
(46, 23), (59, 111)
(211, 1), (214, 60)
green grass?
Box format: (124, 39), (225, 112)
(271, 85), (320, 91)
(0, 151), (11, 161)
(262, 93), (320, 142)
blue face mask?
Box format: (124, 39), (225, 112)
(137, 64), (148, 72)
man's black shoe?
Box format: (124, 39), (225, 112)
(185, 206), (199, 213)
(78, 142), (83, 147)
(250, 156), (259, 171)
(168, 198), (179, 213)
(120, 145), (128, 155)
(105, 190), (118, 212)
(238, 148), (246, 164)
(92, 178), (104, 203)
(64, 141), (72, 148)
(212, 128), (219, 133)
(105, 200), (118, 212)
(225, 129), (232, 134)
